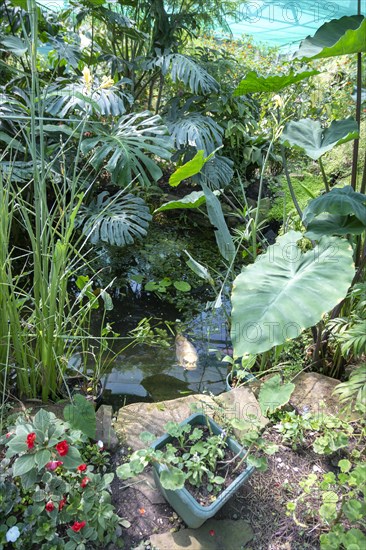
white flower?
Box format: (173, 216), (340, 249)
(6, 526), (20, 543)
(97, 440), (104, 450)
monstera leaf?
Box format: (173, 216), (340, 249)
(198, 155), (234, 188)
(303, 186), (366, 239)
(166, 112), (223, 155)
(281, 118), (359, 160)
(46, 81), (132, 117)
(78, 192), (152, 246)
(146, 50), (219, 94)
(234, 69), (318, 95)
(231, 231), (355, 357)
(293, 16), (366, 60)
(81, 111), (172, 186)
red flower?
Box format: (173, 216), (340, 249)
(80, 477), (90, 488)
(58, 498), (67, 511)
(77, 464), (87, 472)
(45, 501), (55, 512)
(71, 521), (86, 532)
(45, 460), (63, 471)
(55, 440), (69, 457)
(6, 432), (13, 439)
(209, 530), (215, 536)
(26, 432), (36, 449)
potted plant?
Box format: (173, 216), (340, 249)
(224, 354), (257, 391)
(116, 412), (269, 528)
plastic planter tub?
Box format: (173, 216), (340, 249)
(225, 370), (256, 391)
(150, 413), (255, 528)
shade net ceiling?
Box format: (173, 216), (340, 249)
(38, 0), (366, 49)
(227, 0), (366, 49)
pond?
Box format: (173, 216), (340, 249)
(100, 292), (231, 409)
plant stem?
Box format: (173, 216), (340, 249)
(280, 145), (303, 219)
(318, 157), (330, 193)
(253, 136), (275, 260)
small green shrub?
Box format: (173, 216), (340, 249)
(0, 409), (120, 550)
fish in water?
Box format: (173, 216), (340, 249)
(175, 334), (198, 370)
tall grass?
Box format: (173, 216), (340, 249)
(0, 0), (107, 401)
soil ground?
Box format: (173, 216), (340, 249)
(110, 428), (335, 550)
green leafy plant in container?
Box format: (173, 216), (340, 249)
(117, 412), (277, 528)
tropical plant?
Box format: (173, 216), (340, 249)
(230, 230), (355, 356)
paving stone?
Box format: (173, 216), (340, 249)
(95, 404), (119, 450)
(215, 386), (269, 430)
(290, 372), (344, 417)
(133, 471), (166, 505)
(114, 394), (216, 450)
(150, 519), (253, 549)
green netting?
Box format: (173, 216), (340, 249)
(227, 0), (366, 48)
(37, 0), (365, 49)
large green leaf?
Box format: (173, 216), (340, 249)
(303, 186), (366, 226)
(147, 51), (219, 94)
(78, 191), (152, 247)
(234, 70), (318, 95)
(258, 375), (295, 415)
(198, 155), (234, 189)
(293, 16), (366, 60)
(166, 112), (223, 155)
(169, 150), (208, 187)
(305, 214), (366, 240)
(231, 231), (355, 357)
(154, 190), (208, 212)
(0, 36), (27, 56)
(81, 111), (172, 186)
(13, 454), (36, 477)
(46, 82), (132, 117)
(201, 181), (235, 262)
(303, 186), (366, 239)
(281, 118), (359, 160)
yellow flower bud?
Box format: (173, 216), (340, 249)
(82, 66), (92, 90)
(272, 94), (284, 108)
(100, 76), (114, 89)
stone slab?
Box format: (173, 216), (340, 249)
(95, 404), (119, 451)
(215, 386), (269, 431)
(114, 394), (216, 450)
(290, 372), (343, 417)
(150, 519), (253, 550)
(133, 471), (166, 505)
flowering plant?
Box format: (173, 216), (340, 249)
(0, 409), (121, 549)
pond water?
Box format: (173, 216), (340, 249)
(100, 292), (231, 409)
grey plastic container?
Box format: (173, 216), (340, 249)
(150, 413), (255, 528)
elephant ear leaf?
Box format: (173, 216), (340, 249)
(78, 191), (152, 247)
(233, 69), (318, 95)
(293, 15), (366, 60)
(303, 186), (366, 239)
(258, 375), (295, 415)
(231, 231), (355, 357)
(280, 118), (359, 160)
